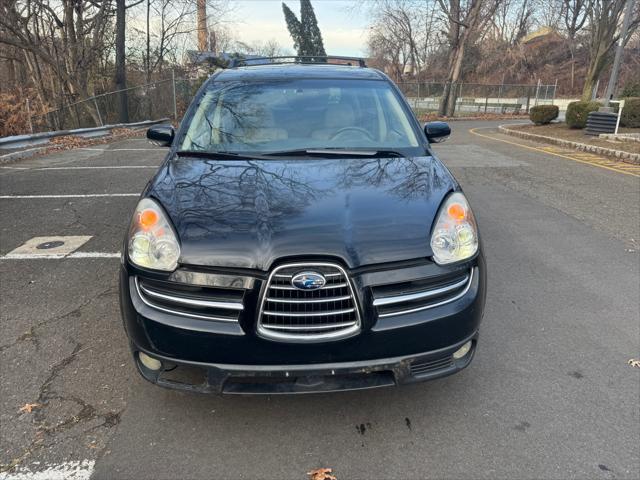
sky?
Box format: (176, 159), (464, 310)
(231, 0), (369, 57)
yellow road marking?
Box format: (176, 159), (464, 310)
(469, 127), (640, 178)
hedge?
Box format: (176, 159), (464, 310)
(529, 105), (559, 125)
(620, 97), (640, 128)
(566, 101), (601, 129)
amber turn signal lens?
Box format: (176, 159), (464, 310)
(139, 209), (159, 229)
(447, 203), (466, 220)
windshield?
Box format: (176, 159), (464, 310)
(179, 79), (421, 155)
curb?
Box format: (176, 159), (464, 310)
(419, 115), (529, 122)
(499, 125), (640, 164)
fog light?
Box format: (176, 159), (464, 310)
(139, 352), (162, 371)
(453, 341), (472, 360)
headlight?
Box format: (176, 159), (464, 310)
(430, 192), (478, 265)
(128, 198), (180, 271)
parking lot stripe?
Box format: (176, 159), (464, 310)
(1, 251), (120, 260)
(79, 148), (159, 152)
(469, 127), (640, 177)
(0, 460), (95, 479)
(0, 193), (139, 199)
(1, 166), (157, 171)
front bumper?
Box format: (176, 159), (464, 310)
(132, 333), (478, 394)
(120, 254), (486, 394)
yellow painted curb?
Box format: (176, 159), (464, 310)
(469, 127), (640, 178)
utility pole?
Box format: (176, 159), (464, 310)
(603, 0), (634, 107)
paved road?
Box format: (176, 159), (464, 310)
(1, 121), (638, 479)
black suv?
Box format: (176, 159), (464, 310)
(119, 57), (486, 394)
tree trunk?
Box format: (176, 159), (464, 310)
(581, 49), (608, 101)
(197, 0), (207, 51)
(115, 0), (129, 123)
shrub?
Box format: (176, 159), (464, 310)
(620, 97), (640, 128)
(566, 101), (601, 129)
(529, 105), (559, 125)
(620, 82), (640, 98)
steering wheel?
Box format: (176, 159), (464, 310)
(329, 127), (375, 142)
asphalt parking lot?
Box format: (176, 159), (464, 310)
(1, 120), (638, 479)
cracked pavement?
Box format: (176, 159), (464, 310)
(0, 126), (639, 479)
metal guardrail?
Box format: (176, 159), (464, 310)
(0, 119), (169, 151)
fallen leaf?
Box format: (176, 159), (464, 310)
(628, 358), (640, 368)
(19, 403), (41, 414)
(307, 468), (337, 480)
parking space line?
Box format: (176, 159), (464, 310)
(469, 127), (640, 177)
(79, 148), (159, 152)
(0, 193), (139, 199)
(1, 251), (120, 260)
(1, 166), (157, 171)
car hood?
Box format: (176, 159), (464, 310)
(148, 155), (456, 270)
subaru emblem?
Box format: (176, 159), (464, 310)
(291, 271), (326, 290)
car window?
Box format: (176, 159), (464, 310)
(179, 79), (420, 154)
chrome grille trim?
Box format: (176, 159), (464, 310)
(257, 262), (362, 343)
(376, 268), (475, 318)
(262, 321), (357, 331)
(138, 282), (244, 311)
(265, 295), (352, 304)
(373, 274), (470, 307)
(262, 307), (356, 317)
(134, 276), (241, 323)
(269, 282), (347, 291)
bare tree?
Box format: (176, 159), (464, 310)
(0, 0), (113, 126)
(561, 0), (590, 90)
(365, 0), (439, 80)
(581, 0), (639, 100)
(437, 0), (502, 116)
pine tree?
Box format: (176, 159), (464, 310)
(282, 0), (326, 61)
(300, 0), (326, 59)
(282, 3), (304, 55)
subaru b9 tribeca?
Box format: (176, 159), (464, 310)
(119, 58), (486, 394)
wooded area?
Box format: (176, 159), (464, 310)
(0, 0), (638, 135)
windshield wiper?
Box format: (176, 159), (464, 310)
(262, 149), (405, 158)
(176, 150), (271, 160)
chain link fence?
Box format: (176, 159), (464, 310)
(26, 77), (558, 133)
(29, 75), (201, 133)
(397, 81), (557, 115)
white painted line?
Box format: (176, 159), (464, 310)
(0, 193), (139, 199)
(69, 251), (121, 258)
(79, 147), (159, 152)
(1, 251), (120, 260)
(0, 460), (95, 480)
(2, 165), (156, 170)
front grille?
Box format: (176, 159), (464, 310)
(257, 263), (361, 342)
(135, 276), (244, 322)
(372, 267), (475, 318)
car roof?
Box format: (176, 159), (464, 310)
(213, 64), (386, 82)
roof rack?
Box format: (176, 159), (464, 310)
(227, 56), (367, 68)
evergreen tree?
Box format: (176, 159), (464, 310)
(300, 0), (326, 58)
(282, 0), (326, 60)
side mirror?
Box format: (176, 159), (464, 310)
(424, 121), (451, 143)
(147, 125), (175, 147)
